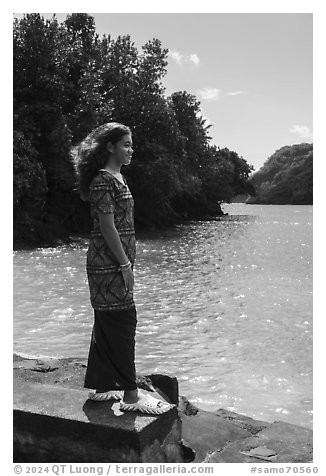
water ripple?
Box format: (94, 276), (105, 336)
(13, 204), (312, 428)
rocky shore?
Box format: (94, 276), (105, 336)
(13, 354), (313, 463)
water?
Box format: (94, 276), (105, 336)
(13, 204), (313, 429)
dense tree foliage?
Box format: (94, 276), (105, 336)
(248, 143), (313, 204)
(13, 13), (254, 246)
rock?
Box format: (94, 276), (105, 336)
(13, 355), (87, 389)
(180, 439), (196, 462)
(13, 359), (60, 372)
(137, 374), (179, 406)
(148, 374), (179, 406)
(179, 405), (251, 462)
(206, 420), (313, 463)
(239, 445), (278, 461)
(245, 445), (277, 457)
(13, 354), (313, 463)
(178, 396), (199, 415)
(214, 408), (269, 434)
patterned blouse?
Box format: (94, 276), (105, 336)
(86, 170), (136, 311)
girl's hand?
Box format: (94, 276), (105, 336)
(121, 267), (134, 293)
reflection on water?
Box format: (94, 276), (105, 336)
(13, 204), (313, 429)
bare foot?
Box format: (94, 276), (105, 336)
(123, 388), (148, 404)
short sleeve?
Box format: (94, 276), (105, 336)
(89, 176), (115, 214)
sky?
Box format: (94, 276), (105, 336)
(25, 11), (314, 172)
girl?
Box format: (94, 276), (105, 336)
(72, 122), (173, 415)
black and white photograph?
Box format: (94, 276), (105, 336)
(11, 4), (318, 472)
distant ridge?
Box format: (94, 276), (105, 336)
(247, 143), (313, 205)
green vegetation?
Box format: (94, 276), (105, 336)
(13, 13), (254, 247)
(248, 143), (313, 205)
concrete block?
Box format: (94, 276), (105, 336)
(13, 378), (183, 463)
(13, 355), (179, 405)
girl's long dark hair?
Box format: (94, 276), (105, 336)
(71, 122), (131, 200)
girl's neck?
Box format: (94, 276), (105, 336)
(103, 162), (121, 174)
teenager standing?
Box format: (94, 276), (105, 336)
(72, 122), (173, 414)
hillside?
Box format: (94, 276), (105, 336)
(248, 143), (313, 205)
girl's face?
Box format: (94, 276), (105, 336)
(108, 134), (133, 166)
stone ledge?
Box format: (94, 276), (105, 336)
(13, 354), (179, 405)
(206, 420), (313, 463)
(179, 398), (313, 463)
(13, 354), (313, 464)
(13, 378), (183, 463)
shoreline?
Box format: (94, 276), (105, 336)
(13, 203), (313, 251)
(13, 353), (313, 463)
(13, 211), (228, 252)
(12, 352), (312, 431)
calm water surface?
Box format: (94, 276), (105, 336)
(13, 204), (313, 429)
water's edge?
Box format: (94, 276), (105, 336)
(14, 204), (313, 429)
(13, 352), (313, 463)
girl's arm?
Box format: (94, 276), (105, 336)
(99, 213), (134, 292)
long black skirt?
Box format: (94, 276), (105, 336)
(84, 308), (137, 391)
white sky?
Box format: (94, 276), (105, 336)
(21, 11), (313, 171)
